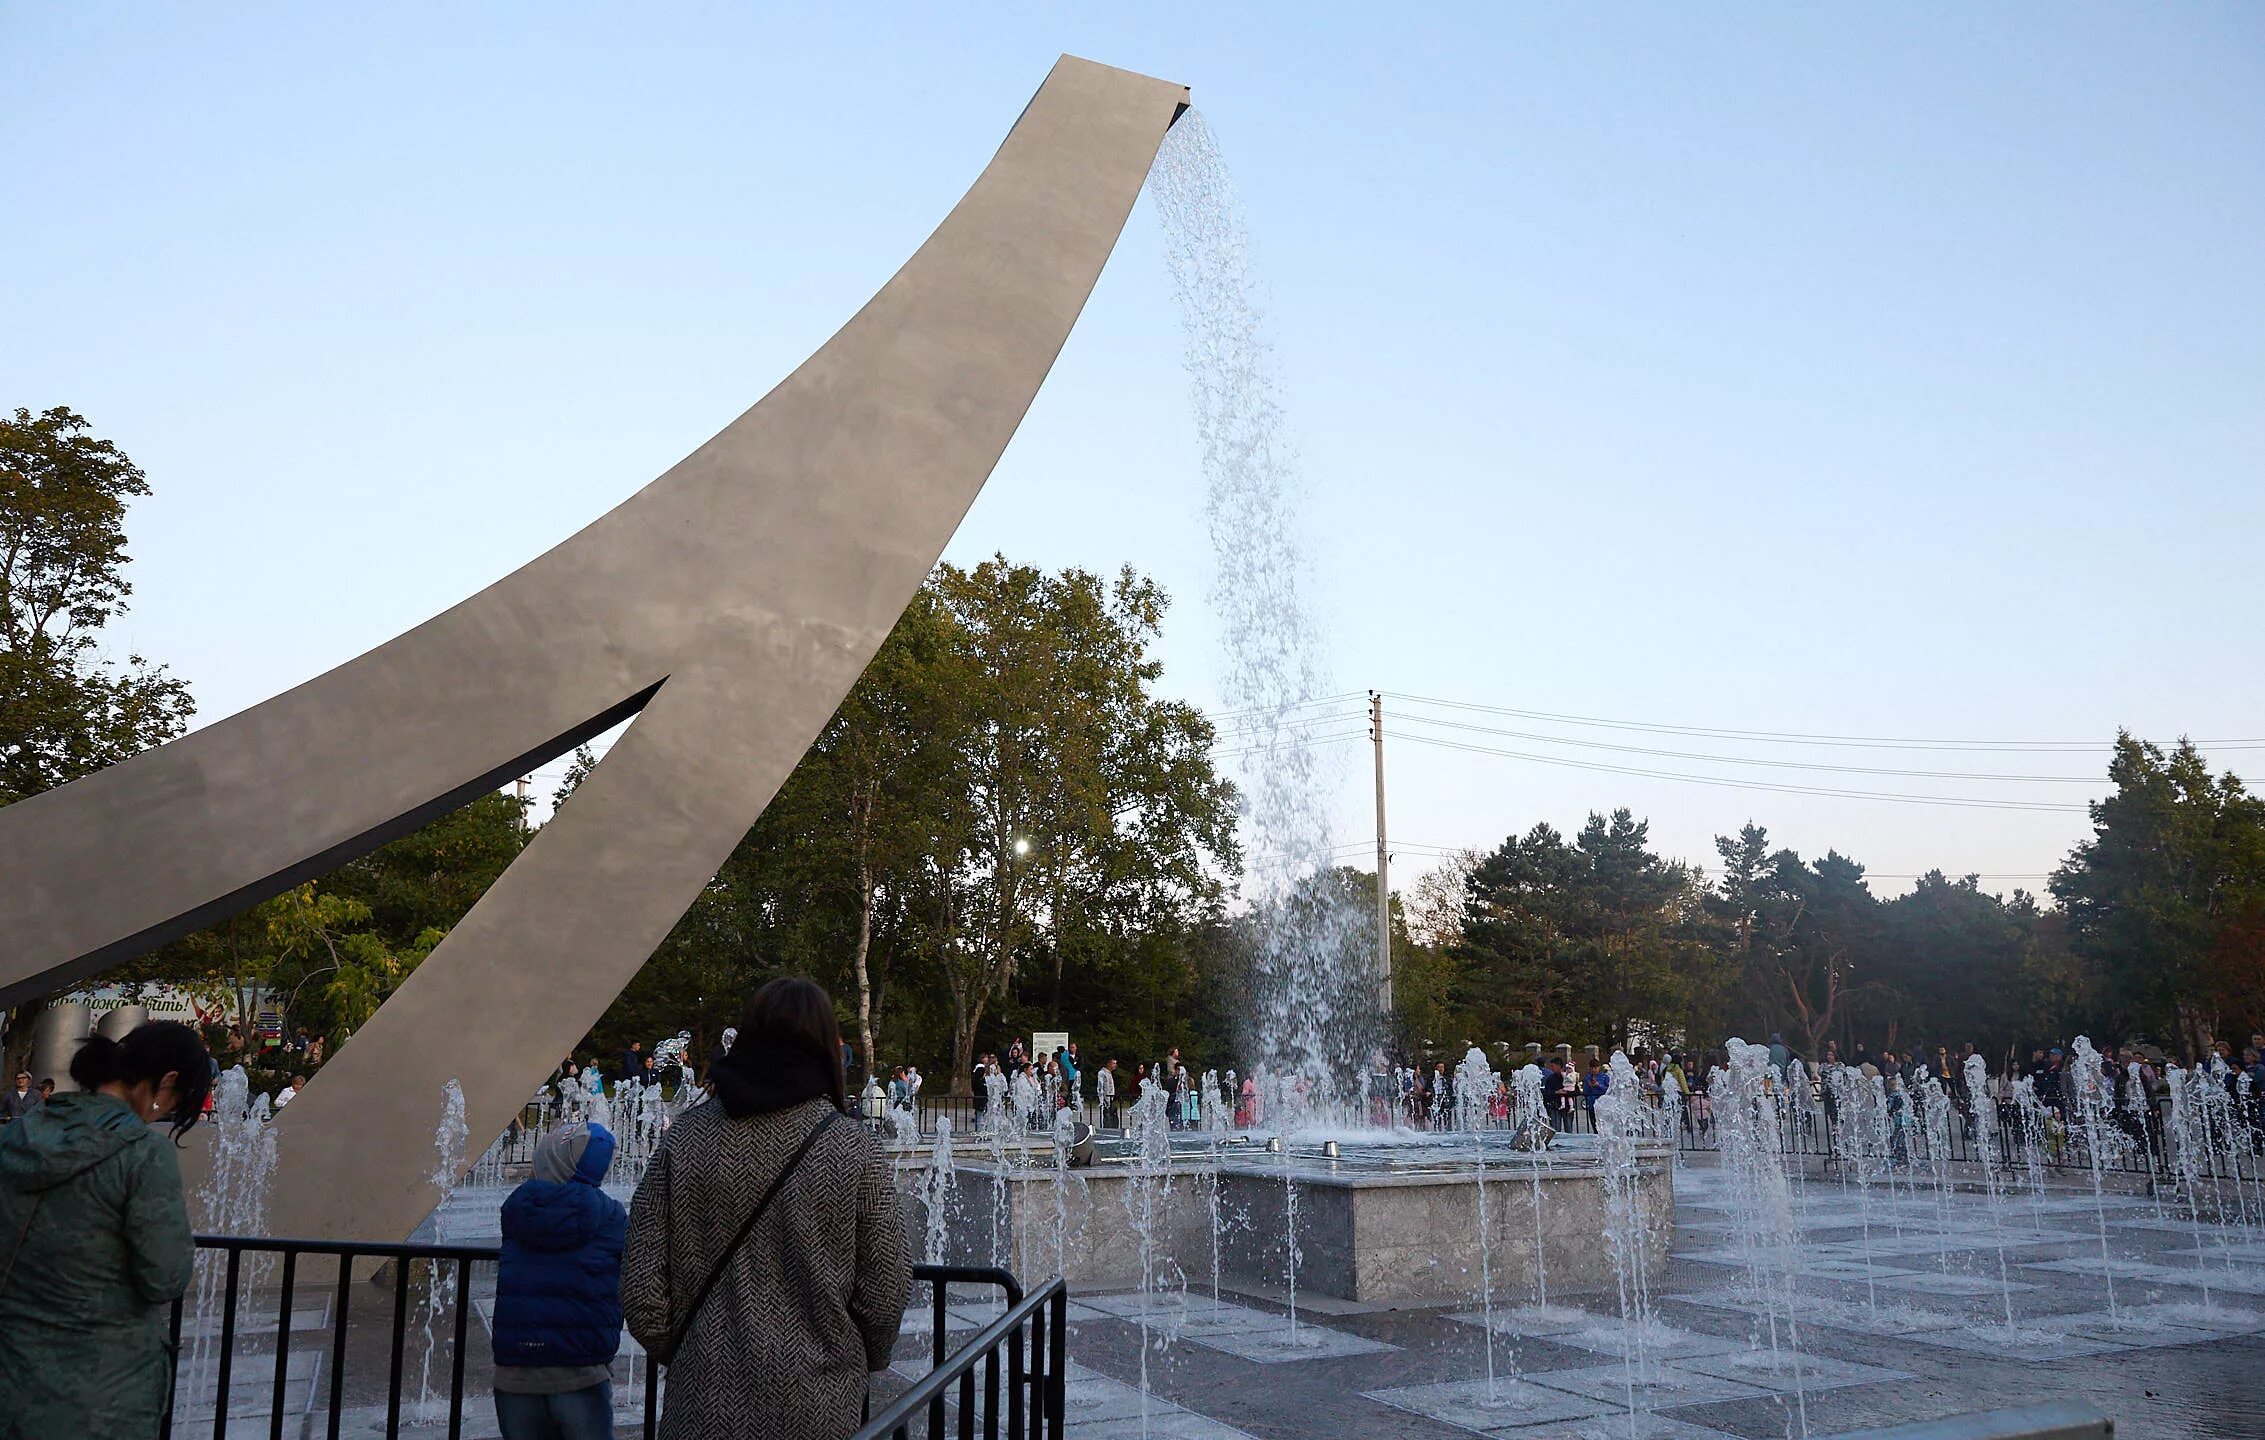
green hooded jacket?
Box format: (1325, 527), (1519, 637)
(0, 1091), (195, 1440)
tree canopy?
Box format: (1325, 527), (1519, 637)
(0, 406), (193, 805)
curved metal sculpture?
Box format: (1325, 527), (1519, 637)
(0, 55), (1188, 1239)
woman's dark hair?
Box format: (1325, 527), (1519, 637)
(736, 977), (846, 1114)
(69, 1020), (213, 1140)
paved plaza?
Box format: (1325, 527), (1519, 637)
(992, 1159), (2265, 1440)
(169, 1156), (2265, 1438)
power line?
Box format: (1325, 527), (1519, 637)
(1216, 728), (1367, 760)
(1381, 691), (2265, 754)
(1387, 711), (2110, 784)
(1213, 705), (1367, 737)
(1209, 690), (1365, 722)
(1392, 732), (2090, 813)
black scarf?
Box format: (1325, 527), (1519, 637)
(710, 1044), (838, 1118)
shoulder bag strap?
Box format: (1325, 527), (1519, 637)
(657, 1109), (840, 1366)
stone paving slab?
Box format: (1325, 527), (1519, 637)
(1069, 1413), (1257, 1440)
(1673, 1348), (1909, 1395)
(1521, 1361), (1776, 1408)
(1183, 1323), (1399, 1364)
(1865, 1270), (2041, 1296)
(1548, 1322), (1747, 1364)
(1079, 1292), (1259, 1327)
(1362, 1376), (1617, 1432)
(1486, 1419), (1739, 1439)
(2021, 1255), (2265, 1294)
(1445, 1304), (1640, 1339)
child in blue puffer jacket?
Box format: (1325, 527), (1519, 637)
(493, 1121), (627, 1440)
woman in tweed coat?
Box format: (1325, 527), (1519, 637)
(624, 979), (910, 1439)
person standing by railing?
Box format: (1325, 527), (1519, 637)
(0, 1020), (212, 1440)
(623, 977), (909, 1440)
(493, 1122), (626, 1440)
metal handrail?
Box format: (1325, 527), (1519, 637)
(165, 1236), (1027, 1440)
(854, 1274), (1068, 1440)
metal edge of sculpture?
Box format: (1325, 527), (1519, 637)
(0, 55), (1189, 1240)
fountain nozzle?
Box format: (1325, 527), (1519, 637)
(1264, 1135), (1285, 1154)
(1321, 1140), (1341, 1160)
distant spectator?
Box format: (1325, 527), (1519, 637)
(274, 1075), (307, 1111)
(0, 1071), (36, 1123)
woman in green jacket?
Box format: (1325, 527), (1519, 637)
(0, 1020), (213, 1440)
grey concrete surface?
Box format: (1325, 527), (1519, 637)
(0, 55), (1187, 1242)
(906, 1147), (1674, 1305)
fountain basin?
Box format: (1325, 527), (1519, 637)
(904, 1136), (1674, 1304)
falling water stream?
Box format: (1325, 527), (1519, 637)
(1151, 112), (1374, 1117)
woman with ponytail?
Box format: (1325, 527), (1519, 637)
(0, 1019), (213, 1439)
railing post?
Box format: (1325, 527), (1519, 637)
(1006, 1302), (1024, 1440)
(385, 1257), (410, 1440)
(1028, 1296), (1047, 1440)
(270, 1249), (298, 1440)
(932, 1276), (949, 1370)
(1047, 1287), (1065, 1440)
(162, 1295), (185, 1439)
(328, 1251), (354, 1440)
(983, 1346), (1000, 1440)
(448, 1256), (472, 1440)
(213, 1245), (242, 1440)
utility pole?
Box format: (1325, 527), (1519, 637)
(1370, 690), (1392, 1017)
(514, 775), (530, 832)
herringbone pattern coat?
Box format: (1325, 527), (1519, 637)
(623, 1097), (910, 1440)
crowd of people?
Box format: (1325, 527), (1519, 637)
(865, 1027), (2265, 1157)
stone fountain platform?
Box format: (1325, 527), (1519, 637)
(904, 1135), (1675, 1305)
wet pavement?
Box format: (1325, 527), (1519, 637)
(1010, 1158), (2265, 1439)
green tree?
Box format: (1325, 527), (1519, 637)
(2051, 733), (2265, 1053)
(1, 407), (197, 1077)
(0, 407), (193, 805)
(930, 559), (1237, 1091)
(777, 590), (969, 1082)
(1455, 810), (1726, 1054)
(1870, 872), (2038, 1050)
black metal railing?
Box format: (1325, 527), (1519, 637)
(165, 1236), (1031, 1440)
(903, 1096), (1094, 1139)
(856, 1272), (1067, 1440)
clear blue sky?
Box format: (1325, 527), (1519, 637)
(6, 5), (2260, 897)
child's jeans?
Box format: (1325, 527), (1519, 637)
(495, 1381), (614, 1440)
